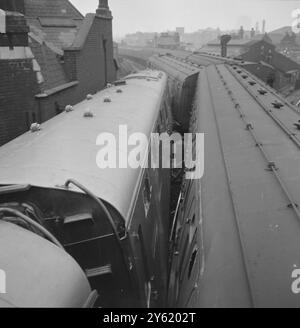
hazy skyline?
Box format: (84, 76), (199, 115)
(70, 0), (300, 38)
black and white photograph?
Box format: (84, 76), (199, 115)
(1, 0), (300, 312)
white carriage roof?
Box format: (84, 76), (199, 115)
(0, 70), (167, 222)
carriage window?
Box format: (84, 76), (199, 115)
(143, 172), (152, 217)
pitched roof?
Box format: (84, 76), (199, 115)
(24, 0), (83, 19)
(23, 0), (87, 92)
(24, 0), (84, 49)
(66, 13), (95, 50)
(207, 36), (273, 47)
(272, 51), (300, 74)
(29, 33), (68, 91)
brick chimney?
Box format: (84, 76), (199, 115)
(0, 0), (25, 14)
(0, 1), (39, 146)
(96, 0), (112, 18)
(0, 11), (29, 48)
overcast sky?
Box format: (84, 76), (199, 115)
(70, 0), (300, 38)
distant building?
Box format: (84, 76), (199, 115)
(201, 35), (272, 57)
(181, 28), (221, 50)
(176, 27), (185, 35)
(176, 27), (185, 41)
(123, 32), (157, 47)
(238, 26), (244, 39)
(0, 0), (116, 145)
(0, 10), (39, 145)
(201, 35), (300, 91)
(156, 32), (180, 50)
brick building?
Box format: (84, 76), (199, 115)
(0, 0), (116, 145)
(202, 36), (300, 92)
(155, 32), (180, 50)
(0, 9), (39, 145)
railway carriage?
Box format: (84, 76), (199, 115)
(169, 63), (300, 308)
(0, 70), (172, 308)
(149, 55), (199, 132)
(0, 220), (95, 308)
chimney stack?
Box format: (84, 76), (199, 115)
(97, 0), (112, 17)
(220, 35), (232, 57)
(0, 0), (25, 14)
(262, 19), (266, 34)
(255, 22), (259, 34)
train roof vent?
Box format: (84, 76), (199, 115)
(258, 89), (267, 95)
(30, 123), (41, 133)
(83, 108), (94, 117)
(104, 97), (112, 103)
(65, 105), (74, 112)
(272, 101), (284, 109)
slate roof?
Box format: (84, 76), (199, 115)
(29, 33), (68, 91)
(23, 0), (86, 92)
(272, 51), (300, 74)
(24, 0), (83, 19)
(66, 13), (95, 50)
(24, 0), (84, 50)
(207, 35), (273, 48)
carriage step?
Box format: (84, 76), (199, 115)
(64, 213), (94, 225)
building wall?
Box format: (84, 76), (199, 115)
(243, 63), (275, 85)
(36, 84), (79, 122)
(75, 15), (116, 99)
(37, 15), (116, 123)
(241, 41), (275, 63)
(0, 59), (38, 146)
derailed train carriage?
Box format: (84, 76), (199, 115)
(169, 62), (300, 308)
(148, 55), (200, 132)
(0, 70), (172, 308)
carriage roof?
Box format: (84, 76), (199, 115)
(0, 221), (91, 307)
(0, 70), (167, 222)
